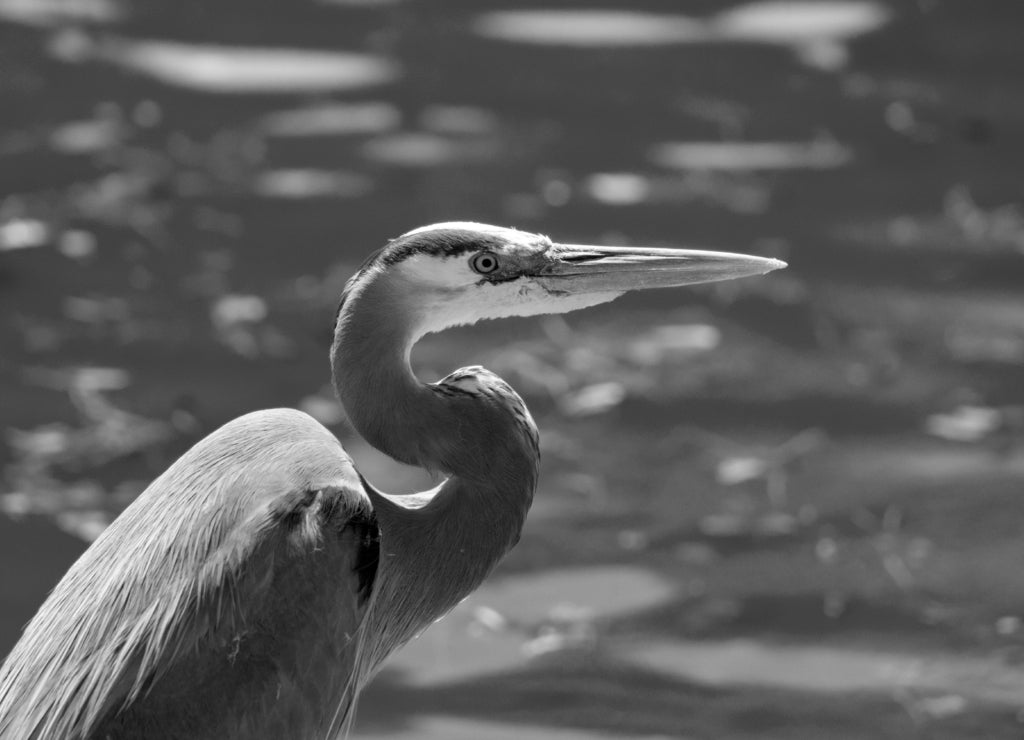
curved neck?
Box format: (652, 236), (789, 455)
(330, 275), (538, 506)
(331, 276), (539, 661)
(329, 268), (542, 700)
(331, 286), (426, 468)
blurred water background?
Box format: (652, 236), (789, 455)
(2, 1), (1024, 737)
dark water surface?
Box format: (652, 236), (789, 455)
(2, 1), (1024, 737)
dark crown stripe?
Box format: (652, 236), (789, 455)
(378, 229), (508, 266)
(334, 229), (508, 330)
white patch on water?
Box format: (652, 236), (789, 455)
(0, 0), (121, 27)
(0, 219), (50, 251)
(376, 717), (619, 740)
(620, 638), (1024, 705)
(473, 10), (707, 47)
(582, 171), (771, 212)
(713, 1), (890, 71)
(650, 139), (852, 171)
(257, 102), (401, 138)
(471, 565), (678, 623)
(361, 133), (464, 167)
(471, 2), (889, 70)
(48, 118), (121, 154)
(253, 169), (373, 199)
(584, 173), (652, 206)
(712, 1), (890, 43)
(385, 565), (678, 686)
(793, 39), (849, 71)
(560, 381), (627, 417)
(361, 132), (497, 167)
(626, 324), (722, 364)
(49, 33), (401, 94)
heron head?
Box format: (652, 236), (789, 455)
(340, 221), (786, 340)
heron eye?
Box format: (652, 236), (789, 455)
(470, 252), (500, 274)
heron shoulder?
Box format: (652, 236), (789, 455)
(171, 408), (360, 495)
(207, 407), (343, 451)
(0, 407), (379, 740)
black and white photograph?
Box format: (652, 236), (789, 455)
(1, 1), (1022, 738)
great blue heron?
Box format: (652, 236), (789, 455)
(0, 222), (784, 739)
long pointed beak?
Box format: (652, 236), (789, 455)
(536, 243), (786, 294)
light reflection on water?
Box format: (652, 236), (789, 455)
(48, 32), (401, 94)
(252, 169), (374, 199)
(0, 0), (121, 27)
(649, 139), (853, 171)
(257, 103), (402, 138)
(380, 565), (677, 687)
(472, 1), (889, 69)
(622, 638), (1024, 705)
(712, 1), (890, 43)
(361, 133), (499, 168)
(473, 11), (708, 48)
(363, 717), (627, 740)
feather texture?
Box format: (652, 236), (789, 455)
(0, 225), (559, 738)
(0, 409), (378, 740)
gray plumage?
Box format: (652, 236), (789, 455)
(0, 222), (783, 739)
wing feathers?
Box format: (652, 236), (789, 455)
(0, 409), (377, 740)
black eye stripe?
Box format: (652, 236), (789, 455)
(471, 252), (500, 274)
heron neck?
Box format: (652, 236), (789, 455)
(331, 280), (538, 657)
(331, 298), (424, 468)
(331, 280), (537, 486)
